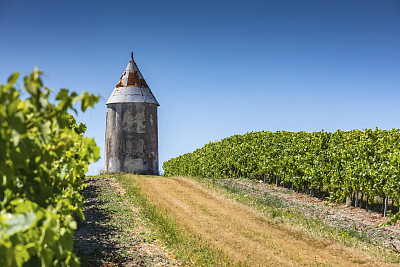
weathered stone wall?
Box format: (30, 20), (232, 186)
(104, 102), (158, 175)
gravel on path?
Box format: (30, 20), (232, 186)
(74, 177), (180, 266)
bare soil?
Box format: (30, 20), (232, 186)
(137, 176), (396, 266)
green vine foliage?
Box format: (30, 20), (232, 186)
(0, 68), (100, 266)
(163, 129), (400, 224)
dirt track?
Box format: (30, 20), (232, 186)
(136, 176), (394, 266)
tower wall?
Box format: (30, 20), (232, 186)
(105, 102), (159, 175)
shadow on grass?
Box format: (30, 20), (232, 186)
(74, 179), (130, 267)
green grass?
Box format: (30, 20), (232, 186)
(115, 174), (238, 267)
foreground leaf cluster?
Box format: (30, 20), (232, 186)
(163, 129), (400, 224)
(0, 69), (100, 266)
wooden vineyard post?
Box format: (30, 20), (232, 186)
(384, 196), (389, 217)
(355, 192), (359, 208)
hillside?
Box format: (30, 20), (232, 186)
(75, 174), (400, 266)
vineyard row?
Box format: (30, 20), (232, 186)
(163, 129), (400, 223)
(0, 70), (99, 266)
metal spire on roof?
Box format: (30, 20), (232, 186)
(106, 52), (159, 105)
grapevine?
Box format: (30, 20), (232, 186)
(163, 129), (400, 224)
(0, 69), (100, 266)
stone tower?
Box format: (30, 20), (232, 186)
(104, 53), (159, 174)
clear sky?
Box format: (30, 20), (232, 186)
(1, 0), (399, 175)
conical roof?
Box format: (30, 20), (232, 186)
(106, 53), (159, 105)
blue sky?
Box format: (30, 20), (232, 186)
(1, 0), (399, 174)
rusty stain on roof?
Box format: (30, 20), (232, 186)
(106, 53), (159, 105)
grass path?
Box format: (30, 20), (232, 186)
(136, 175), (395, 266)
(74, 177), (180, 266)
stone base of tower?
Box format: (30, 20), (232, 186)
(104, 102), (159, 175)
